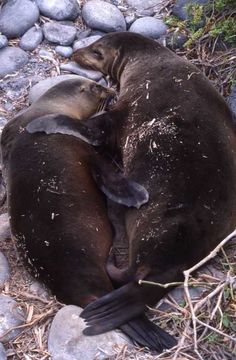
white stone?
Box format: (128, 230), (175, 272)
(82, 0), (126, 32)
(48, 305), (131, 360)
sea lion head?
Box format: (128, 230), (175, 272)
(72, 32), (160, 81)
(38, 77), (115, 120)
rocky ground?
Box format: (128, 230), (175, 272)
(0, 0), (235, 359)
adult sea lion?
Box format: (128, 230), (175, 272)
(1, 77), (174, 352)
(40, 32), (236, 336)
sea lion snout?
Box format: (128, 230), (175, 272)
(72, 48), (96, 70)
(71, 42), (118, 76)
(90, 82), (115, 98)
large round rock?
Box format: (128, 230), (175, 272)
(43, 22), (76, 46)
(73, 35), (101, 51)
(0, 295), (26, 342)
(55, 46), (73, 58)
(127, 0), (163, 9)
(19, 26), (43, 51)
(0, 343), (6, 360)
(82, 0), (126, 32)
(0, 36), (8, 50)
(0, 213), (10, 241)
(0, 47), (28, 78)
(0, 251), (10, 288)
(60, 62), (103, 81)
(48, 306), (131, 360)
(129, 17), (167, 38)
(0, 0), (39, 38)
(36, 0), (80, 21)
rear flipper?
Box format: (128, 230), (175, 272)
(27, 114), (149, 209)
(82, 284), (177, 352)
(81, 282), (150, 333)
(120, 315), (177, 352)
(81, 267), (184, 334)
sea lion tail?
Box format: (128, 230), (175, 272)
(120, 315), (177, 352)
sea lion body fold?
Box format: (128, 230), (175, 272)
(67, 32), (236, 333)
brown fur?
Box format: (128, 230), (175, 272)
(1, 78), (114, 306)
(71, 32), (236, 333)
(1, 77), (176, 351)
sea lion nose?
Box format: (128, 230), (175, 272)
(104, 87), (117, 106)
(106, 87), (116, 96)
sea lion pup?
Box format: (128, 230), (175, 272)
(1, 77), (173, 352)
(41, 32), (236, 337)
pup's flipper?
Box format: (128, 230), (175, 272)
(26, 114), (105, 146)
(92, 161), (149, 209)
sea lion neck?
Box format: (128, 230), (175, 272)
(109, 45), (163, 84)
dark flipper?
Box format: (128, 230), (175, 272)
(26, 114), (149, 208)
(92, 160), (149, 209)
(81, 278), (178, 352)
(81, 267), (184, 335)
(81, 282), (148, 332)
(120, 315), (177, 352)
(26, 114), (105, 146)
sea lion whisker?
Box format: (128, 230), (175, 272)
(110, 52), (121, 81)
(97, 99), (104, 113)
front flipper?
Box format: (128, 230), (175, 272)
(93, 159), (149, 209)
(26, 114), (105, 146)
